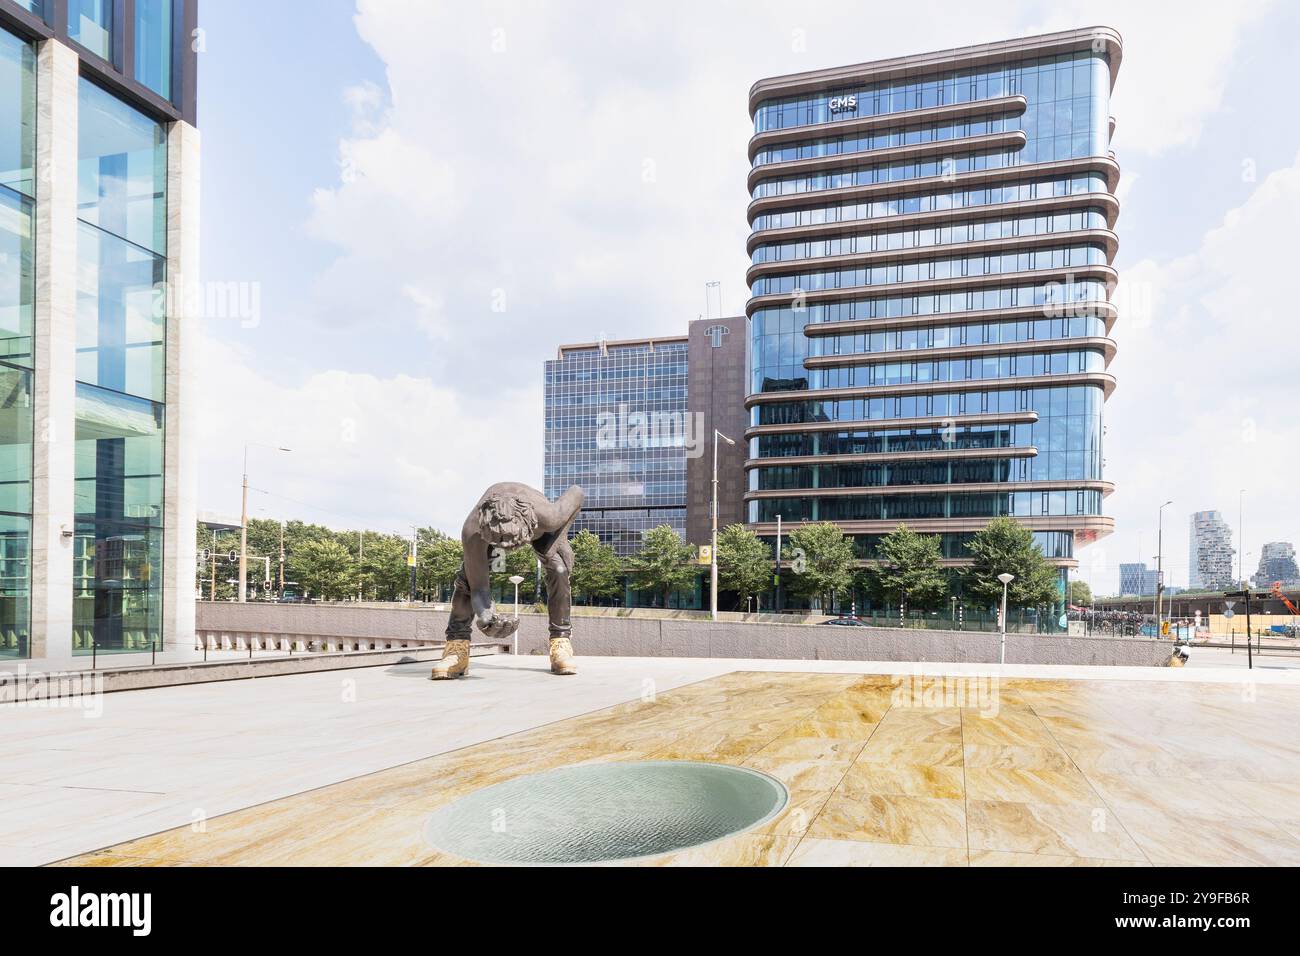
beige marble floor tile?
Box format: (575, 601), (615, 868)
(49, 851), (182, 867)
(647, 732), (774, 761)
(1271, 819), (1300, 841)
(753, 737), (866, 762)
(964, 769), (1102, 806)
(960, 718), (1060, 749)
(966, 799), (1147, 861)
(1212, 778), (1300, 817)
(742, 757), (855, 791)
(1084, 774), (1241, 819)
(857, 740), (965, 766)
(968, 850), (1150, 867)
(209, 808), (435, 866)
(809, 698), (890, 725)
(73, 798), (341, 864)
(751, 789), (834, 840)
(787, 837), (969, 867)
(963, 744), (1076, 771)
(633, 834), (801, 867)
(838, 762), (966, 800)
(1115, 808), (1300, 866)
(807, 793), (967, 848)
(774, 718), (878, 741)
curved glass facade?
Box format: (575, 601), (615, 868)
(745, 33), (1119, 576)
(753, 51), (1110, 164)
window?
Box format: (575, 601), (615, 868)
(76, 222), (166, 400)
(77, 78), (167, 256)
(73, 384), (164, 654)
(0, 27), (36, 198)
(69, 0), (113, 61)
(134, 0), (173, 99)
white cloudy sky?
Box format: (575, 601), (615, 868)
(194, 0), (1299, 594)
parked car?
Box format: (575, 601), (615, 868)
(818, 616), (870, 627)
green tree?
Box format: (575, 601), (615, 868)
(716, 524), (771, 610)
(1067, 579), (1093, 606)
(418, 531), (462, 601)
(569, 529), (622, 605)
(630, 524), (697, 608)
(358, 532), (410, 601)
(787, 522), (856, 611)
(291, 539), (357, 601)
(961, 517), (1060, 610)
(864, 523), (948, 612)
(488, 541), (535, 600)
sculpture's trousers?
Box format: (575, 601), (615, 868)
(444, 540), (574, 640)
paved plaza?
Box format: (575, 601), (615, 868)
(4, 654), (1297, 867)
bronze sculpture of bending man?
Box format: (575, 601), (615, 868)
(431, 482), (584, 679)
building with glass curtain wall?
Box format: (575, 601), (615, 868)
(744, 28), (1122, 601)
(544, 336), (691, 558)
(0, 0), (199, 663)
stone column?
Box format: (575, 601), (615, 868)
(160, 120), (201, 657)
(29, 41), (79, 664)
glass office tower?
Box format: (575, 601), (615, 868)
(745, 28), (1122, 600)
(544, 337), (690, 557)
(0, 0), (199, 661)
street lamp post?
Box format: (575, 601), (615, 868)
(240, 443), (291, 603)
(1154, 499), (1172, 632)
(774, 513), (782, 612)
(998, 572), (1015, 664)
(409, 527), (419, 603)
(508, 574), (525, 656)
(1238, 488), (1246, 585)
(710, 428), (735, 622)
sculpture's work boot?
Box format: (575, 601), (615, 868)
(549, 637), (577, 676)
(431, 639), (471, 679)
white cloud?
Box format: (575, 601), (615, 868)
(1030, 0), (1274, 157)
(195, 335), (541, 535)
(1097, 151), (1300, 593)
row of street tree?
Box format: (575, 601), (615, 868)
(199, 515), (1080, 613)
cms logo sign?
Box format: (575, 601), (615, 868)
(828, 94), (857, 113)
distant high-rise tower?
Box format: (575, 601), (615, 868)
(1119, 562), (1158, 596)
(1189, 510), (1235, 591)
(1256, 542), (1299, 587)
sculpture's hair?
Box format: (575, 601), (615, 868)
(478, 493), (538, 548)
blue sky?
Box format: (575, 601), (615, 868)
(194, 0), (1300, 594)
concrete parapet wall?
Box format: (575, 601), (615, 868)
(197, 602), (1175, 667)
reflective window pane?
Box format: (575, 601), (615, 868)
(0, 364), (32, 515)
(76, 222), (166, 400)
(74, 383), (164, 527)
(0, 362), (31, 660)
(77, 78), (167, 255)
(69, 0), (113, 61)
(73, 384), (164, 655)
(0, 188), (33, 367)
(0, 514), (29, 658)
(134, 0), (172, 99)
(0, 27), (35, 198)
